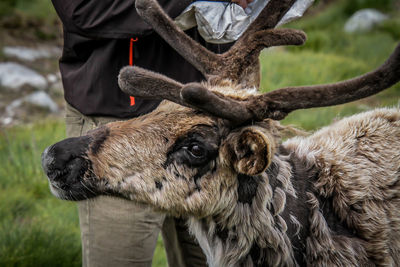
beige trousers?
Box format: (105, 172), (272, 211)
(65, 104), (207, 267)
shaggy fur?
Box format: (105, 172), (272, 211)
(285, 108), (400, 266)
(41, 0), (400, 266)
(43, 102), (400, 266)
(187, 108), (400, 267)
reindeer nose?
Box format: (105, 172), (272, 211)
(41, 136), (92, 183)
(41, 136), (99, 201)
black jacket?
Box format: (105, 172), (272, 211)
(52, 0), (231, 118)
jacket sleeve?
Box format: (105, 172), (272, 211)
(51, 0), (193, 38)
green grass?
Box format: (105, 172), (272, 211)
(1, 1), (400, 266)
(260, 0), (400, 130)
(0, 121), (82, 266)
(0, 0), (57, 24)
(260, 46), (400, 130)
(0, 120), (168, 266)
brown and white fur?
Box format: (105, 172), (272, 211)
(42, 85), (400, 266)
(42, 0), (400, 266)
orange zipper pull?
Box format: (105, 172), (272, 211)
(129, 37), (139, 106)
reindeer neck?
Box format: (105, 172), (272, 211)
(188, 146), (317, 267)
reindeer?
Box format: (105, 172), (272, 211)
(42, 0), (400, 266)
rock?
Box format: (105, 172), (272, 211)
(1, 117), (13, 126)
(50, 80), (64, 95)
(2, 91), (60, 126)
(24, 91), (59, 112)
(5, 98), (23, 117)
(0, 62), (48, 90)
(344, 9), (388, 33)
(46, 73), (58, 84)
(3, 46), (61, 62)
(5, 91), (59, 118)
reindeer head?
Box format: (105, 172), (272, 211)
(42, 0), (400, 218)
(41, 81), (282, 217)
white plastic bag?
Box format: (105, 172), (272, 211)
(175, 0), (314, 44)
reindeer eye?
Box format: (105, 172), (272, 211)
(188, 144), (205, 158)
(165, 126), (219, 168)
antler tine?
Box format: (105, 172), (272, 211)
(215, 28), (306, 87)
(135, 0), (306, 87)
(247, 43), (400, 120)
(118, 66), (185, 105)
(181, 84), (253, 121)
(215, 0), (305, 86)
(118, 66), (253, 122)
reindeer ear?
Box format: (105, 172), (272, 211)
(223, 126), (276, 176)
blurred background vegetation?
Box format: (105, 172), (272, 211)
(0, 0), (59, 43)
(0, 0), (399, 266)
(261, 0), (400, 130)
(0, 0), (57, 27)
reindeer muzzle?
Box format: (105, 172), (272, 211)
(41, 136), (97, 200)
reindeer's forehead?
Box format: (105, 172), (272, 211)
(154, 100), (218, 126)
(106, 101), (221, 138)
(104, 84), (258, 142)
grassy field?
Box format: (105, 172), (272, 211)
(260, 0), (400, 130)
(0, 121), (81, 266)
(0, 121), (168, 266)
(0, 0), (57, 24)
(0, 0), (399, 266)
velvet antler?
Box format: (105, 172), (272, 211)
(119, 1), (400, 125)
(118, 66), (185, 105)
(120, 44), (400, 124)
(118, 66), (253, 122)
(249, 43), (400, 120)
(135, 0), (306, 88)
(182, 43), (400, 122)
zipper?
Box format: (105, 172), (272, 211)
(129, 37), (139, 106)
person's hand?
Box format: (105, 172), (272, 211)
(231, 0), (254, 9)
